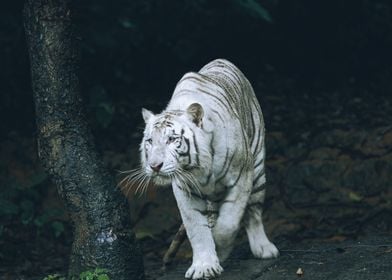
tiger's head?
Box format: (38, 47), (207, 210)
(139, 103), (204, 186)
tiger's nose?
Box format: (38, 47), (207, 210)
(150, 162), (163, 172)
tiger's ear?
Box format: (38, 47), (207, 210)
(142, 108), (154, 123)
(186, 103), (204, 127)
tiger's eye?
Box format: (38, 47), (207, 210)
(166, 136), (180, 144)
(146, 138), (152, 144)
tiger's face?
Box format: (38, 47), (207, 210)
(140, 103), (203, 186)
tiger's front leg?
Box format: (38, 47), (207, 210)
(213, 171), (253, 261)
(172, 182), (223, 280)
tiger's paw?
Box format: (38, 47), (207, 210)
(185, 256), (223, 279)
(252, 242), (279, 259)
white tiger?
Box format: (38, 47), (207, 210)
(135, 59), (278, 279)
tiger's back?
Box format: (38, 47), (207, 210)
(168, 59), (266, 193)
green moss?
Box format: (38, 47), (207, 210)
(79, 268), (110, 280)
(43, 268), (110, 280)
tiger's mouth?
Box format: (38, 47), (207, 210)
(150, 172), (173, 186)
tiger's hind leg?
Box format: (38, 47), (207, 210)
(244, 186), (279, 259)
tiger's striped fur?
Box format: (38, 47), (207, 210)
(139, 59), (278, 279)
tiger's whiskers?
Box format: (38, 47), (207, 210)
(174, 168), (202, 197)
(118, 167), (151, 197)
(119, 163), (202, 198)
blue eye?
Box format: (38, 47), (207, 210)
(146, 138), (152, 144)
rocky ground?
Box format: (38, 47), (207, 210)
(155, 235), (392, 280)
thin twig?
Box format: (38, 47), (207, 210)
(162, 224), (187, 268)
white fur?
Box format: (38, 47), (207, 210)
(140, 59), (278, 279)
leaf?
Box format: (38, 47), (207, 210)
(43, 274), (66, 280)
(235, 0), (273, 22)
(94, 268), (107, 274)
(97, 275), (110, 280)
(79, 268), (109, 280)
(79, 271), (94, 280)
(34, 216), (46, 227)
(348, 191), (363, 202)
(135, 229), (157, 240)
(119, 18), (135, 29)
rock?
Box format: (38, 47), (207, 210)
(282, 159), (349, 206)
(312, 129), (367, 150)
(308, 147), (341, 160)
(267, 126), (392, 204)
(266, 132), (288, 156)
(358, 127), (392, 157)
(342, 155), (392, 196)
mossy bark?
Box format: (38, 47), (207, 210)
(23, 0), (144, 279)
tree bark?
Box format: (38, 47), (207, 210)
(23, 0), (144, 279)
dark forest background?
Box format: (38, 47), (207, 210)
(1, 0), (392, 279)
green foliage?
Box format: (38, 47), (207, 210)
(43, 274), (66, 280)
(79, 268), (110, 280)
(0, 172), (66, 238)
(43, 268), (110, 280)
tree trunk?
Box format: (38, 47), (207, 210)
(23, 0), (144, 279)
